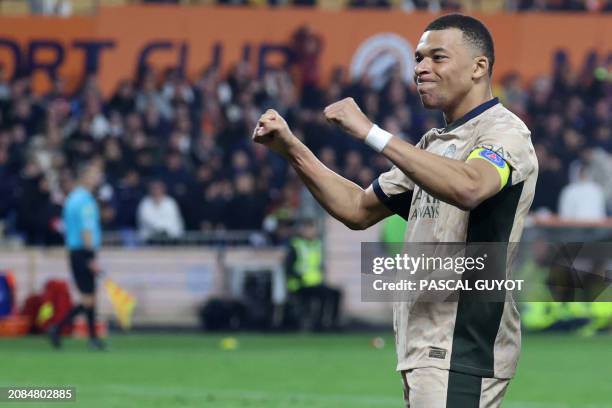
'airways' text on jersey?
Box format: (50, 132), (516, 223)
(409, 189), (441, 220)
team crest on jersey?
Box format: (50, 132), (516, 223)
(479, 149), (505, 168)
(443, 144), (456, 158)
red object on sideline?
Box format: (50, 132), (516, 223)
(20, 294), (44, 334)
(37, 280), (73, 335)
(5, 271), (16, 312)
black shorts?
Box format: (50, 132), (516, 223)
(69, 250), (96, 294)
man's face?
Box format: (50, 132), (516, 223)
(85, 164), (103, 188)
(301, 223), (317, 240)
(150, 182), (165, 199)
(414, 28), (476, 111)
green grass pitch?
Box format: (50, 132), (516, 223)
(0, 333), (610, 407)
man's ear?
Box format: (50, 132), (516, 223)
(473, 56), (489, 80)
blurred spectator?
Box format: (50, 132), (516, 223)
(226, 173), (267, 230)
(15, 159), (63, 245)
(29, 0), (72, 16)
(158, 150), (194, 224)
(558, 164), (606, 221)
(583, 148), (612, 214)
(517, 0), (590, 11)
(195, 179), (234, 231)
(108, 80), (136, 116)
(290, 26), (324, 108)
(350, 0), (391, 8)
(531, 143), (567, 214)
(115, 169), (145, 230)
(0, 66), (10, 102)
(136, 69), (172, 120)
(137, 180), (184, 243)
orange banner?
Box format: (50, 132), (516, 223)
(0, 7), (610, 95)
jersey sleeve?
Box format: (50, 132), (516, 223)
(80, 201), (96, 231)
(370, 135), (428, 219)
(372, 166), (414, 220)
(473, 120), (536, 186)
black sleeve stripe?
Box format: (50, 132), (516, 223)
(372, 178), (389, 202)
(386, 191), (413, 221)
(372, 178), (412, 221)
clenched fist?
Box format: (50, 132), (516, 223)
(252, 109), (297, 155)
(323, 97), (374, 141)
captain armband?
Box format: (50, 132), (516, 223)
(467, 148), (510, 190)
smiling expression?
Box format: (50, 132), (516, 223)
(414, 28), (485, 112)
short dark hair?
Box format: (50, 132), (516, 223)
(425, 14), (495, 77)
(75, 158), (103, 180)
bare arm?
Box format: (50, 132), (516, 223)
(82, 230), (94, 249)
(252, 109), (391, 230)
(285, 140), (391, 229)
(81, 230), (101, 274)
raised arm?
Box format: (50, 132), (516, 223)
(252, 109), (391, 230)
(324, 98), (504, 211)
(382, 138), (503, 211)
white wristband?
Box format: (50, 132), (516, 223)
(365, 124), (393, 153)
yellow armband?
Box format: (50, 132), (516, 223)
(467, 148), (510, 190)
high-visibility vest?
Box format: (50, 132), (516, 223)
(381, 214), (407, 257)
(289, 238), (323, 290)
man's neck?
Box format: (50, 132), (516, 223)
(443, 88), (493, 125)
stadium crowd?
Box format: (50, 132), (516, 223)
(137, 0), (612, 11)
(28, 0), (612, 14)
(345, 0), (612, 12)
(0, 27), (609, 246)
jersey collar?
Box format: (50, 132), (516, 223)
(75, 185), (94, 197)
(443, 97), (499, 133)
